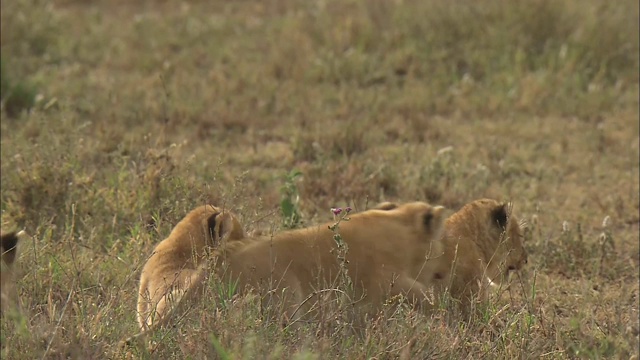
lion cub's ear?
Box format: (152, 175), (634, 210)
(1, 231), (21, 266)
(422, 205), (446, 239)
(207, 212), (244, 246)
(491, 203), (509, 230)
(373, 202), (398, 211)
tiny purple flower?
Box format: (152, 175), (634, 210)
(331, 207), (343, 216)
(345, 206), (352, 213)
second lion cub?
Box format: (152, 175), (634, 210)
(431, 199), (528, 310)
(374, 199), (528, 311)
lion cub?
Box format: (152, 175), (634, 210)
(430, 199), (528, 310)
(215, 201), (447, 322)
(135, 205), (245, 333)
(1, 230), (26, 314)
(125, 202), (445, 345)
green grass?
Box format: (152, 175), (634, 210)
(1, 0), (638, 358)
(1, 57), (37, 118)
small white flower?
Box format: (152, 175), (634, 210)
(559, 44), (568, 60)
(602, 216), (611, 229)
(531, 214), (538, 226)
(562, 221), (570, 233)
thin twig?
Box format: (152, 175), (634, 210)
(41, 280), (76, 360)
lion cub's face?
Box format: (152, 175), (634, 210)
(487, 201), (528, 283)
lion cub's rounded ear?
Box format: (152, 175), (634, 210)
(206, 212), (220, 242)
(373, 202), (398, 211)
(423, 205), (446, 237)
(491, 203), (509, 229)
(207, 212), (243, 244)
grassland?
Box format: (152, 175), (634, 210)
(1, 0), (638, 358)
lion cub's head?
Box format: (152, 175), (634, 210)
(455, 199), (527, 284)
(1, 230), (26, 313)
(173, 205), (246, 250)
(202, 205), (246, 247)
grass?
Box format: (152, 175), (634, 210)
(0, 57), (37, 118)
(1, 0), (638, 358)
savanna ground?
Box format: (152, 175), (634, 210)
(1, 0), (639, 358)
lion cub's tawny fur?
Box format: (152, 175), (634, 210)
(135, 205), (245, 333)
(1, 230), (26, 314)
(429, 199), (528, 309)
(124, 202), (445, 346)
(215, 202), (446, 321)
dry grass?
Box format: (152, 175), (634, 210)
(1, 0), (638, 358)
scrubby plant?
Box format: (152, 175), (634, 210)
(280, 169), (303, 229)
(0, 57), (36, 118)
